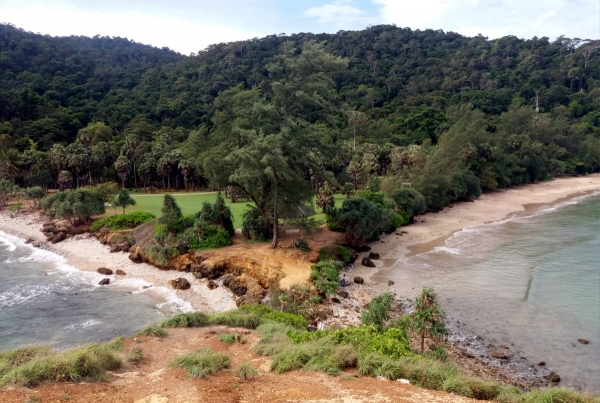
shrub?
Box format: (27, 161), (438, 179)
(412, 287), (447, 353)
(287, 325), (412, 359)
(0, 344), (121, 387)
(197, 225), (232, 249)
(361, 292), (393, 331)
(160, 312), (209, 328)
(318, 244), (351, 264)
(219, 334), (237, 344)
(169, 348), (230, 380)
(136, 325), (168, 338)
(209, 310), (262, 329)
(40, 189), (105, 223)
(125, 347), (144, 364)
(233, 362), (259, 381)
(309, 261), (343, 295)
(391, 188), (427, 221)
(342, 182), (355, 198)
(241, 207), (270, 241)
(91, 212), (155, 232)
(239, 305), (308, 329)
(159, 194), (182, 232)
(24, 187), (46, 209)
(335, 198), (384, 247)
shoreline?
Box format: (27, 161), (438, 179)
(351, 175), (600, 291)
(0, 212), (237, 315)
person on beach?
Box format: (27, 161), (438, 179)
(340, 274), (347, 287)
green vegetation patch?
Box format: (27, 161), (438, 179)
(91, 212), (156, 232)
(233, 362), (259, 381)
(318, 244), (351, 264)
(0, 344), (121, 387)
(310, 260), (343, 295)
(136, 325), (168, 338)
(168, 348), (230, 380)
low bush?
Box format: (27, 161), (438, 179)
(91, 212), (156, 232)
(309, 261), (343, 295)
(0, 344), (121, 387)
(136, 325), (168, 338)
(287, 325), (412, 359)
(219, 334), (237, 344)
(361, 292), (392, 331)
(233, 362), (259, 381)
(239, 305), (308, 329)
(318, 244), (351, 264)
(209, 310), (262, 329)
(160, 312), (209, 328)
(125, 347), (144, 364)
(169, 348), (230, 380)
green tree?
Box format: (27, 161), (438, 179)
(159, 194), (182, 231)
(24, 186), (46, 209)
(315, 181), (335, 213)
(114, 155), (130, 189)
(412, 287), (447, 353)
(113, 189), (136, 214)
(342, 182), (355, 198)
(41, 189), (105, 224)
(361, 292), (393, 331)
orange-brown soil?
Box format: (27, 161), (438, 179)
(1, 326), (479, 403)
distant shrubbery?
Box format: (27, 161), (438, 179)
(91, 212), (155, 232)
(39, 189), (105, 223)
(310, 260), (343, 295)
(318, 244), (351, 264)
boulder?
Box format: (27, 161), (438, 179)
(331, 297), (341, 304)
(388, 280), (395, 286)
(361, 257), (375, 267)
(207, 280), (218, 290)
(50, 232), (66, 244)
(129, 246), (143, 263)
(109, 244), (121, 253)
(98, 278), (110, 286)
(115, 269), (126, 275)
(169, 278), (191, 290)
(577, 338), (589, 345)
(337, 290), (349, 299)
(499, 345), (509, 349)
(546, 371), (561, 383)
(97, 267), (113, 275)
(538, 361), (546, 366)
(491, 350), (510, 359)
(353, 276), (364, 284)
(368, 252), (380, 260)
(356, 245), (371, 252)
(224, 276), (247, 296)
(119, 243), (131, 253)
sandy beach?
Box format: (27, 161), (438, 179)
(0, 175), (599, 318)
(349, 175), (600, 290)
(0, 212), (237, 314)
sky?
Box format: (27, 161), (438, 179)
(1, 0), (598, 55)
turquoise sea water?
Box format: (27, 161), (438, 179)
(0, 232), (182, 351)
(376, 193), (600, 392)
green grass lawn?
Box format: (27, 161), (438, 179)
(105, 192), (348, 229)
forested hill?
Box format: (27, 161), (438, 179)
(0, 23), (599, 225)
(1, 23), (598, 147)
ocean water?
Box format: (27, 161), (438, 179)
(0, 232), (183, 351)
(376, 193), (600, 392)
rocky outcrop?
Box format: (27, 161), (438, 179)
(577, 338), (589, 345)
(207, 281), (218, 290)
(353, 276), (364, 284)
(388, 280), (395, 286)
(223, 274), (247, 296)
(361, 257), (375, 267)
(116, 269), (126, 275)
(50, 232), (66, 244)
(97, 267), (113, 275)
(98, 278), (110, 285)
(169, 278), (191, 290)
(368, 252), (380, 260)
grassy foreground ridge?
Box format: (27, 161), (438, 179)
(1, 305), (597, 403)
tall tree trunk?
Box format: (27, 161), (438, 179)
(133, 162), (137, 190)
(271, 180), (279, 249)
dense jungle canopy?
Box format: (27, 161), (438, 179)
(1, 23), (598, 233)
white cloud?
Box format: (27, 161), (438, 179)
(0, 5), (266, 54)
(304, 0), (370, 30)
(372, 0), (599, 40)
